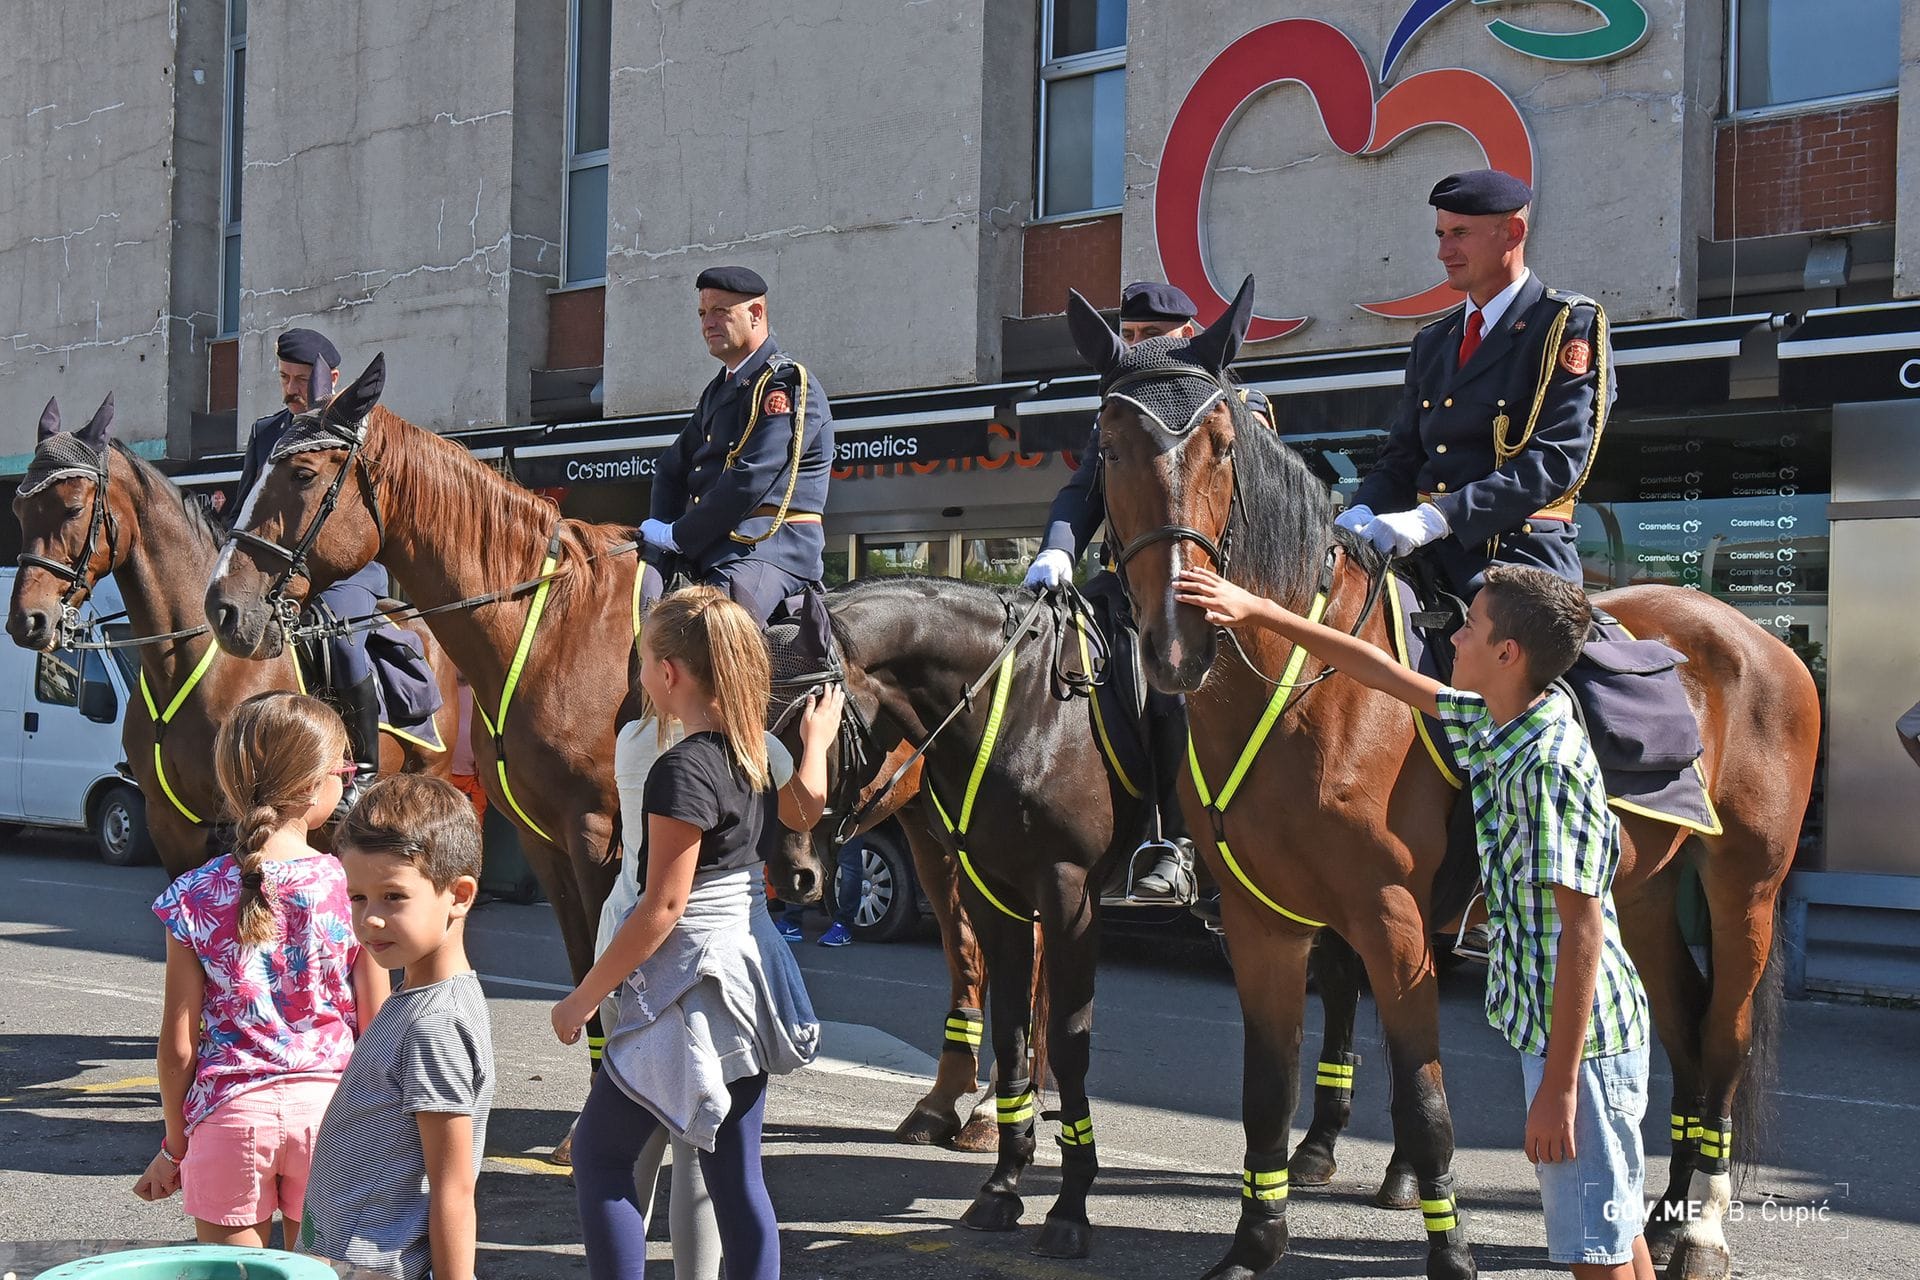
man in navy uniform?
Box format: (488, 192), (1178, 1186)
(641, 266), (834, 623)
(1022, 281), (1268, 903)
(232, 327), (391, 787)
(1343, 169), (1615, 594)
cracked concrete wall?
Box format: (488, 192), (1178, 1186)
(602, 0), (997, 414)
(1123, 1), (1704, 356)
(1896, 0), (1920, 299)
(0, 0), (185, 458)
(235, 0), (563, 434)
(165, 0), (226, 458)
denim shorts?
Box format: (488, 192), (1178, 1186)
(1519, 1042), (1648, 1265)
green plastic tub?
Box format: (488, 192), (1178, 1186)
(35, 1245), (338, 1279)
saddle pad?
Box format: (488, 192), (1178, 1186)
(294, 622), (446, 753)
(1388, 573), (1720, 836)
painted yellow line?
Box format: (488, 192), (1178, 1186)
(74, 1075), (158, 1094)
(487, 1153), (572, 1177)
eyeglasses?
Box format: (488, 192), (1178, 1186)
(330, 760), (358, 781)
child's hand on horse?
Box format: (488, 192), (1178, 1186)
(1175, 568), (1264, 627)
(798, 685), (845, 746)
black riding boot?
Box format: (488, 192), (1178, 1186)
(337, 673), (382, 814)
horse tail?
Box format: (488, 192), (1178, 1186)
(1028, 919), (1052, 1094)
(1730, 910), (1785, 1192)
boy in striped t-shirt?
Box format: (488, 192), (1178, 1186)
(1177, 563), (1653, 1279)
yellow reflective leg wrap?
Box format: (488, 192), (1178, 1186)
(996, 1088), (1036, 1128)
(943, 1008), (984, 1055)
(1314, 1058), (1356, 1093)
(1241, 1166), (1289, 1203)
(587, 1033), (607, 1065)
(1695, 1117), (1734, 1173)
(1670, 1112), (1689, 1143)
(1421, 1196), (1460, 1234)
(1058, 1115), (1094, 1148)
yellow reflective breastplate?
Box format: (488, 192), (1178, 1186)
(924, 652), (1034, 923)
(138, 642), (222, 826)
(1186, 592), (1331, 928)
(474, 555), (561, 844)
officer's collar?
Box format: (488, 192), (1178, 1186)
(721, 334), (779, 386)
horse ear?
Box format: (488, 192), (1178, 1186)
(1066, 289), (1124, 378)
(38, 397), (60, 440)
(78, 393), (114, 450)
(307, 359), (335, 411)
(325, 353), (386, 426)
(1187, 275), (1256, 374)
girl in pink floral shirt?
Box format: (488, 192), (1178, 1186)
(133, 692), (388, 1246)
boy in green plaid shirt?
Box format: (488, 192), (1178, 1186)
(1177, 563), (1654, 1279)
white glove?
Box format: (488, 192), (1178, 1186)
(1334, 504), (1374, 534)
(1362, 505), (1450, 558)
(639, 518), (678, 552)
(1023, 548), (1075, 592)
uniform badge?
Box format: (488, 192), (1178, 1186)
(1558, 338), (1592, 376)
(763, 388), (791, 416)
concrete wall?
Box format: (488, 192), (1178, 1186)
(601, 0), (1002, 414)
(1895, 0), (1920, 299)
(233, 0), (563, 434)
(1123, 1), (1705, 355)
(164, 0), (227, 458)
(0, 0), (185, 458)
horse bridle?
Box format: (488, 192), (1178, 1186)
(222, 415), (385, 638)
(16, 452), (121, 650)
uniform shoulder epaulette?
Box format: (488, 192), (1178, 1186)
(1544, 287), (1599, 309)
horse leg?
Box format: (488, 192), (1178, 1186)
(1199, 903), (1313, 1280)
(1359, 898), (1475, 1280)
(959, 908), (1039, 1233)
(894, 816), (993, 1150)
(1617, 857), (1708, 1269)
(1666, 864), (1787, 1280)
(1288, 931), (1358, 1189)
(1032, 870), (1100, 1259)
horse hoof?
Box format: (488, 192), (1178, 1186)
(961, 1191), (1025, 1233)
(953, 1115), (1000, 1153)
(1643, 1217), (1680, 1268)
(1374, 1164), (1421, 1210)
(1664, 1242), (1732, 1280)
(548, 1131), (574, 1167)
(894, 1106), (960, 1147)
(1031, 1215), (1092, 1259)
(1426, 1240), (1477, 1280)
(1288, 1142), (1337, 1188)
(1197, 1215), (1288, 1280)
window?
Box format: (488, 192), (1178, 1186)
(1732, 0), (1901, 113)
(218, 0), (246, 335)
(1038, 0), (1127, 218)
(564, 0), (612, 285)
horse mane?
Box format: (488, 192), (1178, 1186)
(363, 406), (626, 591)
(827, 574), (1014, 670)
(1225, 406), (1381, 607)
(109, 441), (223, 556)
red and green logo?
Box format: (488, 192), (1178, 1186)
(1155, 1), (1653, 339)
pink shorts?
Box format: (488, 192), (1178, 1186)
(182, 1076), (338, 1226)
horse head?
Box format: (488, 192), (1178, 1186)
(9, 394), (126, 651)
(1068, 278), (1257, 693)
(206, 355), (389, 659)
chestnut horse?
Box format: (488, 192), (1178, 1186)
(1071, 283), (1817, 1280)
(8, 397), (458, 879)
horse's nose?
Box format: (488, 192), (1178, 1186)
(209, 600), (239, 638)
(790, 867), (820, 902)
(8, 608), (50, 648)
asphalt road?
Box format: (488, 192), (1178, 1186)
(1, 831), (1916, 1277)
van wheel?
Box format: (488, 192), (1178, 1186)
(93, 785), (156, 867)
(848, 830), (918, 943)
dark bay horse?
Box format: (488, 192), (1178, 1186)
(8, 397), (458, 879)
(1071, 283), (1818, 1280)
(810, 574), (1150, 1257)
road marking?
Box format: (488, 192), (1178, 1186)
(73, 1075), (157, 1094)
(19, 877), (153, 896)
(487, 1153), (570, 1176)
(477, 972), (572, 994)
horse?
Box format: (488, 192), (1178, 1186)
(1071, 281), (1818, 1280)
(197, 358), (824, 1150)
(784, 573), (1148, 1257)
(8, 396), (460, 879)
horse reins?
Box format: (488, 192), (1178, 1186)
(16, 451), (123, 651)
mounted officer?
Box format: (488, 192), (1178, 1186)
(1342, 169), (1614, 593)
(230, 327), (392, 789)
(1022, 282), (1269, 904)
(640, 266), (835, 626)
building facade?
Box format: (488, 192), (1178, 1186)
(4, 0), (1918, 980)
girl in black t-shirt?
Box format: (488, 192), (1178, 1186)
(552, 587), (841, 1280)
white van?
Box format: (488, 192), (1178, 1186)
(0, 568), (151, 865)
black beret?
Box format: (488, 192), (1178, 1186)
(695, 266), (768, 297)
(1429, 169), (1533, 216)
(1119, 281), (1198, 322)
(275, 328), (340, 368)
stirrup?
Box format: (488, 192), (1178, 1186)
(1125, 837), (1195, 905)
(1450, 892), (1490, 965)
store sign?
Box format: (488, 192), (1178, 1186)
(1780, 347), (1920, 405)
(513, 450), (663, 488)
(510, 421), (993, 488)
(1155, 1), (1651, 339)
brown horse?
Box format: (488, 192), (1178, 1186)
(8, 398), (458, 879)
(199, 360), (827, 1063)
(1071, 283), (1818, 1280)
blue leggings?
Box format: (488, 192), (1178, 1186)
(573, 1068), (778, 1280)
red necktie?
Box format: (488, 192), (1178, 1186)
(1458, 310), (1484, 368)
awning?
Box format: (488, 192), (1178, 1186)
(1779, 301), (1920, 406)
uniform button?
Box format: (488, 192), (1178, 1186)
(705, 435), (712, 443)
(1435, 483), (1448, 493)
(1443, 398), (1454, 408)
(1422, 400), (1431, 409)
(1436, 444), (1448, 454)
(1522, 523), (1533, 534)
(693, 496), (701, 504)
(1497, 399), (1507, 408)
